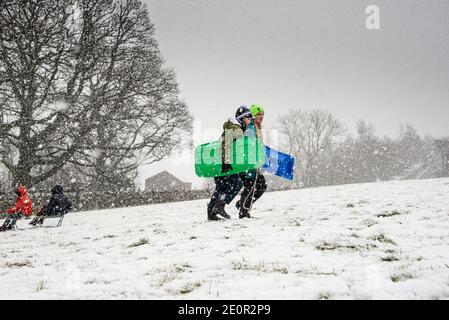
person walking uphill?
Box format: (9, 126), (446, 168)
(30, 185), (72, 226)
(0, 185), (33, 231)
(236, 104), (267, 218)
(207, 106), (254, 220)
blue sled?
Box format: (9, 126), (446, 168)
(262, 146), (295, 180)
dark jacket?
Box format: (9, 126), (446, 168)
(41, 185), (72, 215)
(221, 116), (245, 166)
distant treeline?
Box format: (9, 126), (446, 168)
(276, 111), (449, 188)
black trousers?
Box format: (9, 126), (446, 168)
(208, 173), (243, 209)
(239, 172), (267, 212)
(2, 213), (23, 228)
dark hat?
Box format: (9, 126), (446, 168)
(235, 106), (253, 121)
(51, 185), (63, 194)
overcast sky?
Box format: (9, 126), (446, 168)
(139, 0), (449, 187)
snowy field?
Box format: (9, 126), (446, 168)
(1, 178), (449, 300)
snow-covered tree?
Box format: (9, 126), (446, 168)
(0, 0), (192, 190)
(434, 138), (449, 177)
(278, 109), (344, 187)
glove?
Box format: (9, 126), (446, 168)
(221, 163), (233, 173)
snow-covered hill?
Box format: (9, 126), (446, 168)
(1, 178), (449, 299)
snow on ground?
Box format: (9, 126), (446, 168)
(1, 178), (449, 299)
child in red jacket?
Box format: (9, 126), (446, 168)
(0, 185), (33, 231)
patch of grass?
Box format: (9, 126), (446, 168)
(128, 238), (149, 248)
(36, 280), (47, 292)
(157, 273), (177, 287)
(289, 219), (301, 227)
(381, 255), (399, 262)
(315, 241), (373, 252)
(58, 242), (77, 247)
(319, 292), (330, 300)
(315, 241), (339, 251)
(232, 259), (257, 271)
(294, 267), (337, 276)
(153, 228), (166, 235)
(369, 234), (397, 245)
(231, 259), (288, 274)
(5, 261), (33, 268)
(391, 273), (414, 282)
(376, 210), (402, 218)
(179, 281), (202, 294)
(272, 267), (289, 274)
(151, 263), (193, 287)
(362, 219), (377, 227)
(174, 263), (192, 273)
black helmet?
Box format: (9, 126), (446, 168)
(235, 106), (253, 128)
(51, 185), (63, 194)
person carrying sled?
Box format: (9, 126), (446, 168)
(207, 106), (254, 220)
(236, 104), (267, 218)
(0, 185), (33, 231)
(30, 185), (72, 226)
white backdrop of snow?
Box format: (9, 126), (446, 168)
(1, 178), (449, 299)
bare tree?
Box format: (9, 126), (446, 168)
(203, 178), (215, 193)
(0, 0), (192, 189)
(278, 109), (344, 187)
(434, 138), (449, 177)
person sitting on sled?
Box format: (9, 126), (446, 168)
(0, 185), (33, 231)
(30, 185), (72, 226)
(207, 106), (254, 220)
(236, 104), (267, 218)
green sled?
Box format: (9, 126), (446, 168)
(195, 137), (266, 177)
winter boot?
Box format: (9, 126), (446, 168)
(207, 202), (220, 220)
(29, 217), (39, 226)
(211, 201), (231, 219)
(0, 223), (12, 231)
(239, 207), (251, 219)
(0, 220), (9, 231)
(207, 203), (214, 216)
(207, 203), (219, 220)
(208, 212), (220, 221)
(235, 200), (241, 211)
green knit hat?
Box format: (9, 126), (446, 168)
(250, 104), (265, 116)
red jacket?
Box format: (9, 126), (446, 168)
(7, 185), (33, 217)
